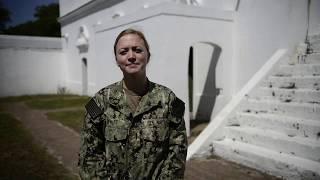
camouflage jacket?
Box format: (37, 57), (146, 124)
(79, 81), (187, 180)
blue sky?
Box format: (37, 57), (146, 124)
(2, 0), (59, 27)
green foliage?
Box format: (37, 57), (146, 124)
(0, 112), (77, 180)
(2, 3), (60, 37)
(0, 1), (11, 31)
(47, 110), (85, 133)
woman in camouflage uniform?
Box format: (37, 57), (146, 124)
(79, 28), (187, 180)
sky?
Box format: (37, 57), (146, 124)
(2, 0), (59, 27)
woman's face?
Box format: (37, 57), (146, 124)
(115, 34), (149, 76)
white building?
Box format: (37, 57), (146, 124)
(0, 0), (319, 179)
(56, 0), (318, 133)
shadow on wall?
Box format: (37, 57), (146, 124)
(189, 42), (222, 121)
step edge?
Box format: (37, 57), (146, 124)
(225, 126), (320, 148)
(213, 139), (320, 171)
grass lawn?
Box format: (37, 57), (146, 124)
(0, 94), (83, 103)
(26, 96), (90, 110)
(47, 110), (85, 133)
(0, 112), (78, 180)
(0, 94), (88, 135)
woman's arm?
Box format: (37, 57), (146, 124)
(158, 94), (188, 180)
(79, 97), (107, 179)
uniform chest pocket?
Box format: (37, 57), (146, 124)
(105, 120), (130, 142)
(142, 119), (168, 142)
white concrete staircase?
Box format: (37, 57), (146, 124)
(209, 38), (320, 180)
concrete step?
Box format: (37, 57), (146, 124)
(310, 35), (320, 53)
(240, 99), (320, 120)
(273, 64), (320, 77)
(310, 43), (320, 53)
(225, 126), (320, 162)
(229, 112), (320, 140)
(212, 139), (320, 180)
(249, 87), (320, 103)
(185, 158), (281, 180)
(280, 53), (320, 65)
(261, 75), (320, 90)
(306, 53), (320, 63)
(309, 34), (320, 43)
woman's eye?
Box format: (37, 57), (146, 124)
(135, 48), (143, 53)
(119, 50), (127, 55)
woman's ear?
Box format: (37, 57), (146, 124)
(147, 53), (151, 63)
(115, 57), (120, 66)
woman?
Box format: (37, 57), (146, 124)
(79, 28), (187, 180)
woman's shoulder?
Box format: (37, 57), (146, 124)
(150, 82), (185, 118)
(150, 81), (175, 96)
(94, 81), (121, 97)
(88, 81), (121, 108)
(149, 81), (184, 104)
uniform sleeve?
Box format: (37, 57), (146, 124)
(158, 93), (188, 180)
(78, 97), (107, 179)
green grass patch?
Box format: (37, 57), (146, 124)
(26, 96), (90, 110)
(0, 112), (78, 180)
(47, 110), (85, 133)
(0, 94), (85, 103)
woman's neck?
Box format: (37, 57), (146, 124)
(123, 74), (148, 96)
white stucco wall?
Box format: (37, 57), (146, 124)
(59, 0), (92, 16)
(0, 35), (66, 97)
(59, 12), (103, 95)
(196, 0), (239, 10)
(232, 0), (309, 92)
(310, 0), (320, 35)
(59, 0), (239, 18)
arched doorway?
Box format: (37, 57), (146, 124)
(188, 46), (194, 118)
(189, 42), (222, 121)
(82, 58), (88, 95)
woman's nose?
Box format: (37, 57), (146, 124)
(128, 50), (136, 61)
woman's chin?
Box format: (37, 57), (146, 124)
(122, 67), (145, 75)
(123, 69), (144, 76)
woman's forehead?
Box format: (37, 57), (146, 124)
(116, 34), (146, 47)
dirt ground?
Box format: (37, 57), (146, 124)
(1, 102), (281, 180)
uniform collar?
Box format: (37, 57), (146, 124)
(108, 80), (162, 118)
